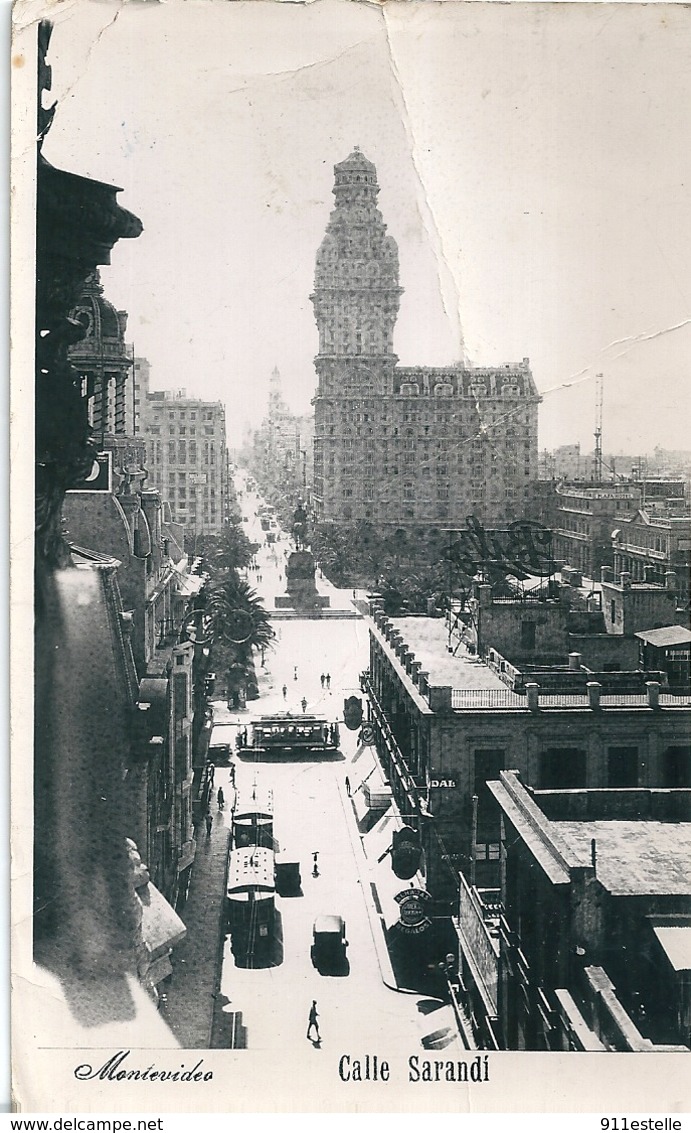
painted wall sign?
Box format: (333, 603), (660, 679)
(444, 515), (554, 579)
(429, 778), (457, 789)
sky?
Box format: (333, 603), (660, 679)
(29, 0), (691, 453)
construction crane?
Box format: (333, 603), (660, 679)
(594, 372), (604, 482)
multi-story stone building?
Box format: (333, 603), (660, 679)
(613, 507), (691, 600)
(140, 377), (230, 538)
(363, 600), (691, 897)
(311, 149), (540, 530)
(551, 479), (688, 581)
(489, 771), (691, 1052)
(68, 271), (148, 493)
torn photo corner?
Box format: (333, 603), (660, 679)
(10, 0), (691, 1116)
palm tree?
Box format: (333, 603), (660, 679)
(198, 574), (275, 705)
(199, 522), (253, 576)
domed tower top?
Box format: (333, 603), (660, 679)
(70, 269), (128, 348)
(332, 146), (379, 205)
(312, 148), (402, 373)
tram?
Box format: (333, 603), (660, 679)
(232, 783), (274, 849)
(247, 714), (340, 757)
(226, 846), (276, 966)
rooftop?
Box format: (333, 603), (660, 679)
(555, 820), (691, 897)
(636, 626), (691, 648)
(389, 616), (507, 692)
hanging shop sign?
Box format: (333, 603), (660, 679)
(360, 723), (376, 746)
(395, 888), (432, 934)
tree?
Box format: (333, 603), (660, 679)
(197, 574), (275, 705)
(199, 521), (253, 575)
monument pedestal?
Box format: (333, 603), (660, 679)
(274, 550), (330, 610)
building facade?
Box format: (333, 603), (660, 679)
(552, 482), (642, 578)
(311, 149), (540, 530)
(364, 603), (691, 900)
(489, 771), (691, 1052)
(140, 379), (230, 538)
(613, 508), (691, 599)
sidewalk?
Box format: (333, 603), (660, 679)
(159, 812), (230, 1048)
(340, 739), (472, 1051)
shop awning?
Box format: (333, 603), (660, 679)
(137, 881), (187, 960)
(651, 921), (691, 972)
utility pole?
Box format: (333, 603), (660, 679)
(594, 372), (604, 483)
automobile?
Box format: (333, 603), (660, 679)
(275, 852), (301, 896)
(208, 740), (233, 765)
(311, 914), (349, 975)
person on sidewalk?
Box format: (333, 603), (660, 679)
(320, 673), (325, 689)
(217, 786), (225, 810)
(325, 673), (331, 690)
(345, 775), (351, 797)
(312, 851), (319, 877)
(282, 684), (288, 701)
(205, 811), (213, 837)
(307, 1000), (320, 1042)
(301, 697), (307, 713)
(293, 665), (298, 681)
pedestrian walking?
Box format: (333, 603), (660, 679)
(301, 696), (307, 713)
(345, 775), (351, 796)
(217, 786), (225, 809)
(207, 761), (215, 786)
(325, 673), (331, 689)
(282, 684), (288, 701)
(307, 1000), (320, 1042)
(205, 811), (213, 836)
(229, 763), (236, 786)
(320, 673), (325, 688)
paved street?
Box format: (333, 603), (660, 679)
(162, 472), (464, 1056)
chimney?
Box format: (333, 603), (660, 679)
(568, 652), (582, 671)
(587, 681), (601, 710)
(620, 571), (632, 589)
(646, 681), (661, 709)
(429, 685), (453, 713)
(526, 682), (540, 712)
(601, 566), (614, 583)
(665, 571), (677, 592)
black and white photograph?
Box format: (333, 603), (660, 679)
(10, 0), (691, 1114)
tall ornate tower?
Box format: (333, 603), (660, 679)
(311, 148), (403, 396)
(311, 149), (403, 520)
(311, 149), (540, 529)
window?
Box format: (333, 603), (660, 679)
(540, 748), (587, 789)
(474, 749), (505, 841)
(663, 746), (691, 788)
(608, 746), (638, 787)
(520, 621), (536, 650)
